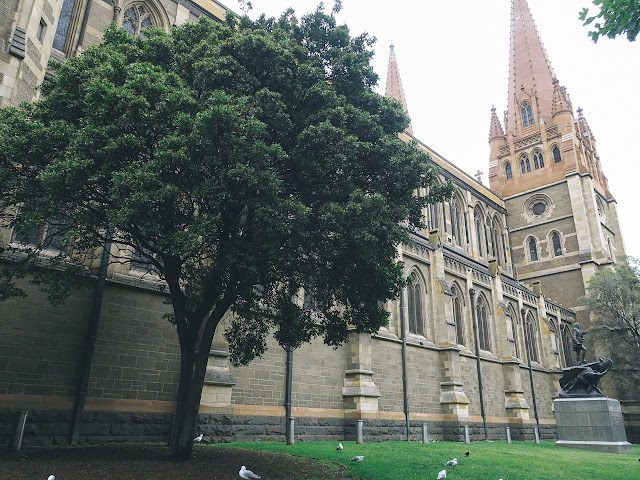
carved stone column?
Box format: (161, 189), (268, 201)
(201, 349), (236, 406)
(342, 332), (380, 412)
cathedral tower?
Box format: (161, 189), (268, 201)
(488, 0), (626, 340)
(385, 44), (413, 135)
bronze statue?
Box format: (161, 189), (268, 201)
(558, 358), (613, 397)
(572, 322), (587, 365)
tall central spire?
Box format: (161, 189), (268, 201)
(506, 0), (556, 134)
(385, 44), (413, 135)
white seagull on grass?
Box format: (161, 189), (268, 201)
(47, 476), (55, 480)
(336, 443), (343, 451)
(239, 465), (261, 479)
(437, 470), (447, 479)
(350, 455), (364, 463)
(445, 458), (458, 468)
(193, 433), (203, 442)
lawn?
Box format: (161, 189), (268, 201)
(221, 440), (640, 480)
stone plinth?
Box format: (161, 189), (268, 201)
(554, 397), (633, 453)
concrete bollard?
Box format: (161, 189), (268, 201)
(356, 419), (363, 445)
(286, 417), (295, 445)
(464, 425), (470, 444)
(534, 426), (540, 444)
(506, 426), (512, 444)
(421, 423), (429, 444)
(8, 410), (28, 452)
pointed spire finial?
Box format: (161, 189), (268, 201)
(385, 44), (413, 135)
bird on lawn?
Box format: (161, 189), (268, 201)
(239, 465), (261, 479)
(336, 443), (343, 451)
(465, 451), (470, 456)
(445, 458), (458, 468)
(350, 456), (364, 463)
(47, 476), (55, 480)
(437, 469), (447, 479)
(194, 433), (203, 442)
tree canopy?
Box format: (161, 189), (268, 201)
(579, 0), (640, 43)
(585, 257), (640, 389)
(0, 8), (452, 459)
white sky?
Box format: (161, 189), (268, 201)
(247, 0), (640, 259)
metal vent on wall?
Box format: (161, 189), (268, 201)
(9, 26), (27, 59)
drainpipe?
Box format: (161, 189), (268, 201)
(399, 275), (410, 441)
(70, 229), (112, 445)
(521, 308), (540, 438)
(284, 345), (293, 419)
(469, 288), (488, 441)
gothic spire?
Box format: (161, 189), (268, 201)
(385, 44), (413, 135)
(506, 0), (557, 134)
(488, 106), (506, 141)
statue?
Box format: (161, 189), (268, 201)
(558, 358), (613, 397)
(572, 322), (587, 365)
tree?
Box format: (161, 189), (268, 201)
(585, 257), (640, 389)
(0, 8), (452, 460)
(579, 0), (640, 43)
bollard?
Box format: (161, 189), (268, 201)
(356, 419), (363, 445)
(506, 426), (512, 444)
(464, 425), (470, 444)
(8, 410), (28, 452)
(421, 423), (429, 444)
(534, 426), (540, 444)
(286, 417), (295, 445)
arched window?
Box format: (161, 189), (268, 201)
(122, 3), (156, 36)
(476, 296), (491, 351)
(407, 272), (424, 336)
(453, 290), (464, 345)
(560, 324), (573, 368)
(528, 237), (538, 262)
(521, 103), (534, 127)
(533, 151), (544, 169)
(491, 219), (501, 264)
(451, 198), (464, 247)
(520, 155), (531, 173)
(485, 217), (492, 258)
(505, 162), (513, 179)
(474, 209), (484, 257)
(520, 159), (526, 174)
(428, 202), (440, 231)
(551, 232), (562, 256)
(524, 312), (539, 363)
(552, 145), (562, 163)
(508, 306), (520, 359)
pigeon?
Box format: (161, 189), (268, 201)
(350, 455), (364, 463)
(445, 458), (458, 468)
(194, 433), (203, 442)
(239, 465), (261, 479)
(336, 443), (343, 451)
(47, 476), (55, 480)
(437, 470), (447, 479)
(465, 451), (470, 456)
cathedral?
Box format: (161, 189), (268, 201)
(0, 0), (637, 445)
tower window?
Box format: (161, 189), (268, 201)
(36, 19), (46, 42)
(528, 237), (538, 262)
(553, 145), (562, 163)
(552, 232), (562, 256)
(521, 155), (531, 173)
(533, 151), (544, 169)
(505, 162), (512, 179)
(521, 104), (534, 127)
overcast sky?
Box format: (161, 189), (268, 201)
(247, 0), (640, 260)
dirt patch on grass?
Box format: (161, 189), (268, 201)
(0, 443), (348, 479)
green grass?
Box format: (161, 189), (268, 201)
(218, 440), (640, 480)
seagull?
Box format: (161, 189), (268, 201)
(336, 443), (343, 451)
(194, 433), (203, 442)
(445, 458), (458, 468)
(239, 465), (261, 479)
(465, 451), (470, 456)
(437, 470), (447, 479)
(47, 476), (55, 480)
(350, 456), (364, 463)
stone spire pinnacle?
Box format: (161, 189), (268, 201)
(384, 44), (413, 135)
(551, 78), (573, 118)
(506, 0), (557, 134)
(489, 105), (506, 141)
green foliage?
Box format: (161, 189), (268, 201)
(222, 441), (640, 480)
(586, 256), (640, 385)
(579, 0), (640, 42)
(0, 9), (452, 369)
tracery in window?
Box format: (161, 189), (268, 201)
(474, 207), (484, 257)
(476, 296), (490, 351)
(533, 151), (544, 169)
(450, 197), (464, 247)
(520, 155), (531, 174)
(524, 312), (539, 363)
(407, 272), (424, 336)
(122, 3), (156, 37)
(452, 284), (464, 345)
(521, 103), (534, 127)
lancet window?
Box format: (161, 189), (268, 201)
(528, 237), (538, 262)
(476, 296), (491, 351)
(407, 272), (424, 336)
(533, 151), (544, 169)
(551, 232), (562, 256)
(552, 145), (562, 163)
(524, 312), (539, 363)
(505, 162), (512, 179)
(521, 103), (534, 127)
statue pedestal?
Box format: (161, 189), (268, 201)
(554, 397), (633, 453)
